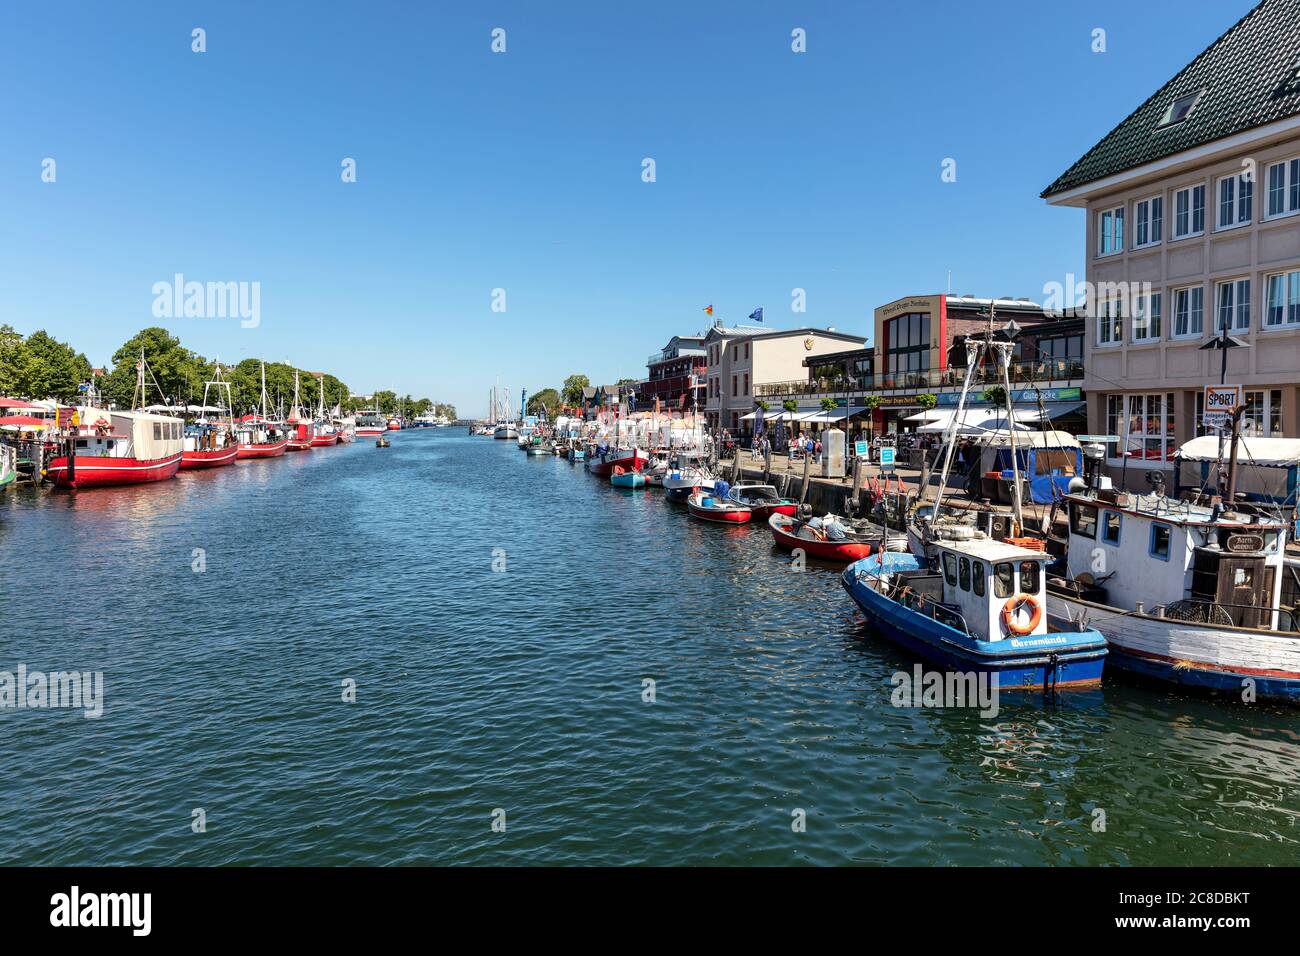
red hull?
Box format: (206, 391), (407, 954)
(310, 434), (340, 447)
(768, 514), (873, 561)
(588, 450), (650, 477)
(236, 440), (288, 459)
(47, 453), (182, 489)
(180, 447), (239, 470)
(286, 440), (314, 451)
(355, 427), (385, 436)
(687, 500), (752, 524)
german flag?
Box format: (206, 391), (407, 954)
(703, 304), (713, 316)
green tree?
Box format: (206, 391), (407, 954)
(782, 399), (798, 416)
(561, 374), (589, 408)
(819, 396), (837, 412)
(916, 393), (937, 410)
(980, 385), (1006, 408)
(527, 388), (561, 418)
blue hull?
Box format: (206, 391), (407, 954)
(841, 554), (1106, 690)
(1109, 649), (1300, 703)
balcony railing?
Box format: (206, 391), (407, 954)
(755, 359), (1083, 398)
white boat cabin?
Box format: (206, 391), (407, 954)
(929, 536), (1051, 641)
(1061, 491), (1288, 629)
(71, 410), (184, 460)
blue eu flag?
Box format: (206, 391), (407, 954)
(748, 308), (763, 322)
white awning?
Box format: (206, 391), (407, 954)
(917, 409), (1037, 434)
(1176, 435), (1300, 467)
(903, 409), (945, 422)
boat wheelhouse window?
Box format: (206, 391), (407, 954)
(75, 439), (88, 448)
(972, 561), (986, 597)
(994, 562), (1014, 598)
(153, 423), (162, 440)
(1019, 561), (1041, 595)
(1150, 523), (1171, 560)
(958, 557), (971, 592)
(1102, 511), (1122, 545)
(942, 552), (957, 587)
(1070, 504), (1097, 539)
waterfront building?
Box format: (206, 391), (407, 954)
(755, 296), (1086, 435)
(701, 322), (866, 432)
(641, 335), (707, 412)
(1044, 0), (1300, 478)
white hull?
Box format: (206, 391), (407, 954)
(1049, 592), (1300, 684)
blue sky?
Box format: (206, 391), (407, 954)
(0, 1), (1252, 417)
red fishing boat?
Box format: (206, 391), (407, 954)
(587, 446), (650, 478)
(236, 363), (289, 458)
(46, 410), (183, 488)
(769, 513), (874, 561)
(284, 369), (315, 450)
(686, 488), (752, 524)
(180, 434), (239, 469)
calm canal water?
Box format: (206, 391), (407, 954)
(2, 430), (1299, 865)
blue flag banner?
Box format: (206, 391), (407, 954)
(748, 307), (763, 322)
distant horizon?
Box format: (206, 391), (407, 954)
(0, 0), (1254, 418)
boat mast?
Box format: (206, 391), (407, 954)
(993, 338), (1025, 534)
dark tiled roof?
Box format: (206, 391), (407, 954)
(1043, 0), (1300, 198)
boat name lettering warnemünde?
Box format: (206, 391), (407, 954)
(0, 665), (103, 718)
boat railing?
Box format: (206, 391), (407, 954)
(1157, 598), (1298, 632)
(890, 582), (971, 636)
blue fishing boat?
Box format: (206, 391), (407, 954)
(842, 534), (1107, 691)
(610, 467), (646, 488)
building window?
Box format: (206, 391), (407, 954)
(1097, 297), (1124, 346)
(731, 375), (737, 397)
(1173, 184), (1205, 238)
(742, 373), (748, 395)
(883, 312), (931, 387)
(1217, 172), (1253, 229)
(1265, 271), (1300, 327)
(1173, 286), (1204, 338)
(1102, 511), (1122, 545)
(1135, 196), (1163, 247)
(1266, 157), (1300, 218)
(1132, 291), (1162, 342)
(744, 343), (750, 360)
(1243, 389), (1284, 436)
(1098, 205), (1125, 255)
(1158, 91), (1203, 127)
(1108, 393), (1176, 462)
(1215, 279), (1250, 332)
(1150, 523), (1171, 561)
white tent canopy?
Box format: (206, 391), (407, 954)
(917, 408), (1038, 434)
(1175, 435), (1300, 467)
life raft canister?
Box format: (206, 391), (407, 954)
(1002, 594), (1042, 636)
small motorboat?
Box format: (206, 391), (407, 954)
(841, 531), (1107, 690)
(687, 481), (751, 524)
(376, 436), (390, 447)
(770, 512), (910, 560)
(610, 465), (646, 489)
(727, 482), (797, 520)
(663, 461), (714, 501)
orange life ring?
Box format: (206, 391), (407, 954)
(1002, 594), (1042, 636)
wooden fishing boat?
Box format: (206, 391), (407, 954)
(687, 483), (751, 524)
(770, 513), (877, 562)
(842, 535), (1107, 690)
(47, 411), (183, 488)
(727, 482), (797, 520)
